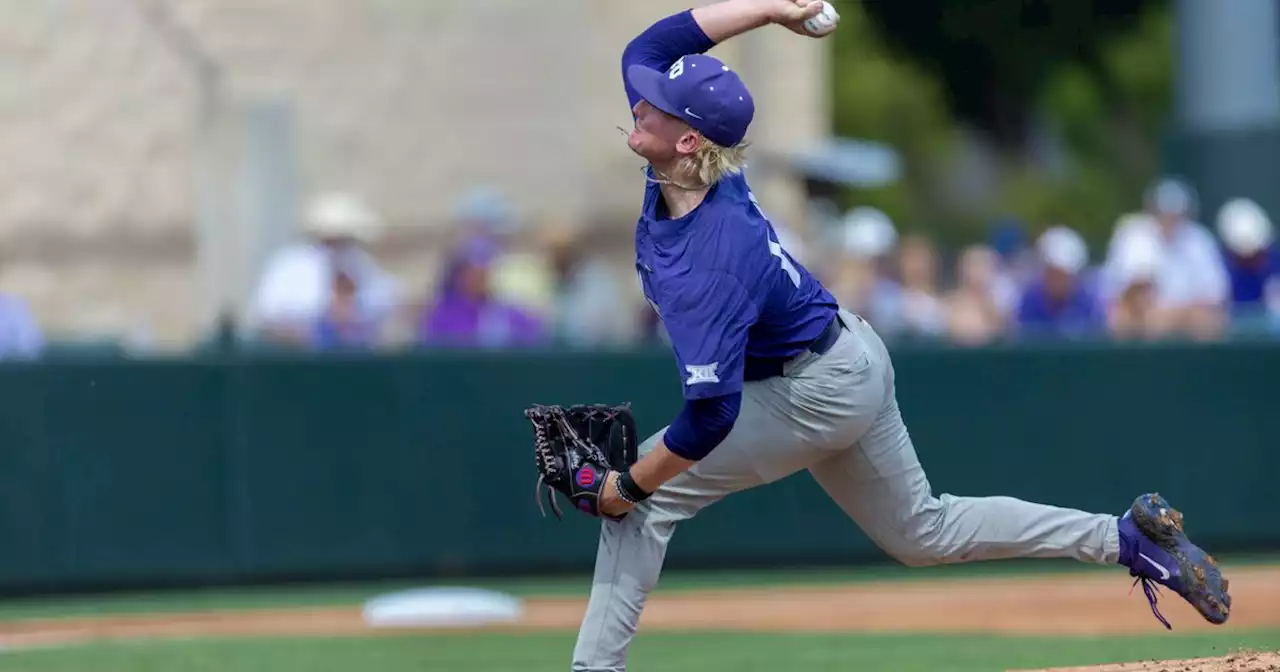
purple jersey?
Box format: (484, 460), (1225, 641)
(635, 172), (838, 399)
(625, 11), (838, 401)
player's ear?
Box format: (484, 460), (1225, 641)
(675, 130), (702, 156)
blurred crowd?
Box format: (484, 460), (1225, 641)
(824, 178), (1278, 347)
(243, 188), (642, 353)
(230, 175), (1280, 353)
(0, 175), (1273, 359)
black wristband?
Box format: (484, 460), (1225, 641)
(613, 475), (636, 506)
(618, 470), (652, 503)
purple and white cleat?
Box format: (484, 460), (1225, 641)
(1118, 493), (1231, 628)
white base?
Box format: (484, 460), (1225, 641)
(361, 587), (524, 629)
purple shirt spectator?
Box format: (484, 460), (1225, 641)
(1215, 197), (1279, 320)
(420, 299), (544, 348)
(1224, 246), (1279, 309)
(418, 237), (546, 348)
(1015, 227), (1105, 339)
(1016, 277), (1105, 338)
(0, 295), (42, 359)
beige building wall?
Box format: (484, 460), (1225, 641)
(0, 0), (830, 347)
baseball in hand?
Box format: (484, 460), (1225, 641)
(801, 1), (840, 37)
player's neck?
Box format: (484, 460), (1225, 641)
(644, 155), (711, 218)
(658, 182), (710, 219)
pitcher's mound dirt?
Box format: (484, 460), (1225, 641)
(1016, 651), (1280, 671)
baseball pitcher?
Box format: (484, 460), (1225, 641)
(524, 2), (1231, 669)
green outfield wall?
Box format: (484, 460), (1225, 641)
(0, 341), (1275, 593)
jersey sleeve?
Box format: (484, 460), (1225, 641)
(660, 271), (758, 400)
(621, 10), (715, 113)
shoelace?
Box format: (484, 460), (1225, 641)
(1129, 573), (1172, 630)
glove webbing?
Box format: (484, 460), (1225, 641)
(528, 408), (564, 520)
(527, 405), (610, 520)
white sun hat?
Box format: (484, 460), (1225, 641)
(1216, 197), (1273, 256)
(303, 191), (384, 242)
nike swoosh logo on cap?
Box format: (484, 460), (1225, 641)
(684, 107), (703, 120)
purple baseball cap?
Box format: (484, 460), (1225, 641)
(626, 54), (755, 148)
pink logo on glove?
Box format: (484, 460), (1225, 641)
(577, 466), (597, 487)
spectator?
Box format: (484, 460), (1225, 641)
(1105, 226), (1164, 340)
(945, 245), (1007, 345)
(454, 185), (517, 241)
(418, 237), (546, 348)
(986, 216), (1035, 314)
(1102, 178), (1228, 341)
(1215, 197), (1279, 332)
(891, 233), (948, 340)
(824, 207), (903, 334)
(248, 192), (400, 349)
(310, 269), (382, 350)
(453, 187), (558, 319)
(544, 223), (636, 347)
(0, 294), (42, 360)
(1014, 227), (1105, 340)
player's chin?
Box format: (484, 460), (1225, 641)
(626, 128), (648, 152)
(627, 140), (657, 163)
(627, 134), (670, 163)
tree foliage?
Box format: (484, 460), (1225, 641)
(827, 2), (957, 237)
(1002, 2), (1174, 243)
(860, 0), (1162, 150)
(829, 0), (1176, 246)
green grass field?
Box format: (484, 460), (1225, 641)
(2, 631), (1278, 672)
(0, 558), (1276, 672)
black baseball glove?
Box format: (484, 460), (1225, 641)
(525, 403), (638, 520)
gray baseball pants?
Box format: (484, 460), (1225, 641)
(571, 309), (1120, 671)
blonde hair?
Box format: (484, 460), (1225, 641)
(676, 136), (749, 187)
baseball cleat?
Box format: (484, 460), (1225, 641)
(1118, 493), (1231, 628)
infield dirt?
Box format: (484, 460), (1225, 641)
(0, 566), (1276, 671)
